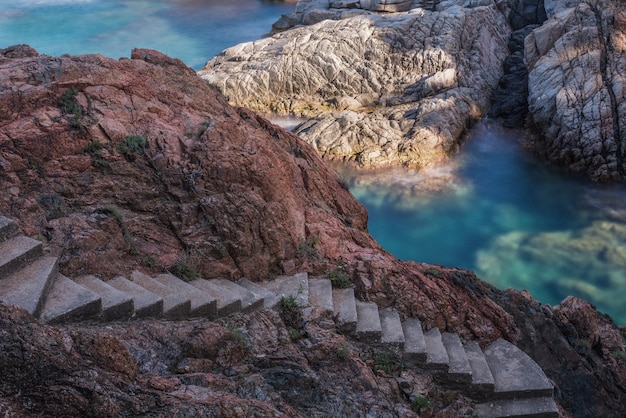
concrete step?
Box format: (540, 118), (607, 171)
(260, 272), (309, 308)
(379, 308), (405, 349)
(210, 278), (264, 313)
(74, 275), (134, 321)
(39, 274), (101, 324)
(237, 278), (279, 309)
(402, 318), (427, 364)
(0, 216), (20, 243)
(0, 256), (58, 317)
(154, 273), (217, 319)
(0, 235), (43, 280)
(191, 278), (242, 317)
(464, 341), (495, 398)
(307, 277), (333, 312)
(355, 300), (382, 342)
(423, 327), (449, 372)
(474, 397), (559, 418)
(108, 276), (163, 318)
(130, 271), (190, 319)
(483, 339), (554, 401)
(439, 332), (472, 386)
(332, 287), (357, 333)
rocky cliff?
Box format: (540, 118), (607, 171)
(1, 46), (625, 416)
(199, 1), (511, 169)
(525, 0), (626, 181)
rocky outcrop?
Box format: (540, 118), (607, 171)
(525, 0), (626, 181)
(1, 47), (626, 416)
(200, 2), (510, 169)
(0, 46), (369, 281)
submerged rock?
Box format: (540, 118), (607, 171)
(199, 2), (510, 169)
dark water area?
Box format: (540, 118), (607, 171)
(0, 0), (294, 70)
(3, 1), (625, 324)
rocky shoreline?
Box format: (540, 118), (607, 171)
(1, 0), (626, 415)
(201, 0), (626, 182)
(0, 43), (625, 416)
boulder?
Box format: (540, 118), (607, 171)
(525, 0), (626, 181)
(201, 3), (510, 169)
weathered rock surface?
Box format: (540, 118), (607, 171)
(525, 0), (626, 181)
(0, 46), (368, 281)
(200, 2), (510, 169)
(1, 47), (625, 416)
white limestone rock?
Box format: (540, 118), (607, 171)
(200, 2), (510, 169)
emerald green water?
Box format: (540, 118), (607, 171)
(338, 121), (626, 324)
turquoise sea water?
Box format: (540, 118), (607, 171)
(340, 121), (626, 324)
(0, 0), (294, 70)
(3, 1), (625, 324)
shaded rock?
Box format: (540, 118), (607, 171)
(201, 3), (510, 169)
(525, 0), (626, 181)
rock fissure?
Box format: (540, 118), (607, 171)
(591, 2), (625, 175)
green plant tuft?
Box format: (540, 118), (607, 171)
(612, 350), (626, 362)
(169, 255), (200, 282)
(410, 395), (432, 412)
(372, 353), (398, 374)
(298, 235), (319, 260)
(422, 268), (442, 278)
(327, 263), (351, 289)
(59, 87), (81, 116)
(118, 135), (147, 160)
(279, 296), (305, 341)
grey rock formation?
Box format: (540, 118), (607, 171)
(200, 2), (510, 169)
(525, 0), (626, 181)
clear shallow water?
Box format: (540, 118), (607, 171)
(339, 120), (626, 325)
(0, 0), (294, 70)
(3, 1), (625, 325)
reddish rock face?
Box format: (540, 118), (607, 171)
(0, 47), (370, 281)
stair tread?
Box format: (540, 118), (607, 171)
(424, 328), (449, 370)
(107, 276), (163, 318)
(402, 318), (427, 362)
(332, 287), (357, 333)
(379, 308), (405, 346)
(484, 339), (554, 400)
(441, 332), (472, 376)
(154, 273), (217, 318)
(39, 274), (101, 324)
(237, 278), (279, 309)
(0, 236), (43, 278)
(130, 271), (190, 319)
(308, 277), (333, 312)
(465, 341), (495, 387)
(260, 272), (309, 308)
(355, 300), (382, 342)
(0, 216), (20, 243)
(474, 397), (559, 418)
(74, 275), (134, 321)
(192, 278), (242, 316)
(0, 256), (58, 317)
(210, 278), (264, 313)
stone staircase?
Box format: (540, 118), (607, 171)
(0, 216), (558, 417)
